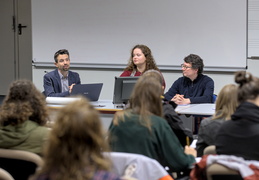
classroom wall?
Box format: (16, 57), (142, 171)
(32, 59), (259, 100)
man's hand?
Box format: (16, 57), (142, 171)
(69, 83), (75, 93)
(171, 94), (191, 105)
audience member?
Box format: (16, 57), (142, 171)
(43, 49), (81, 97)
(164, 54), (214, 105)
(109, 74), (196, 174)
(143, 70), (193, 147)
(0, 79), (49, 155)
(32, 97), (121, 180)
(120, 44), (166, 88)
(196, 84), (238, 157)
(215, 71), (259, 161)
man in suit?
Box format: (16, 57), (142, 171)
(43, 49), (81, 97)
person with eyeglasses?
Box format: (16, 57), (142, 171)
(164, 54), (214, 105)
(43, 49), (81, 97)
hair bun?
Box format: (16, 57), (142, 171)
(235, 71), (252, 86)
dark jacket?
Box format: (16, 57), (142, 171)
(196, 117), (225, 157)
(163, 101), (193, 147)
(215, 102), (259, 160)
(43, 69), (81, 97)
(164, 74), (214, 104)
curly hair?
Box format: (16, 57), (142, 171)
(184, 54), (204, 74)
(0, 79), (48, 126)
(36, 97), (111, 180)
(124, 44), (160, 73)
(235, 71), (259, 103)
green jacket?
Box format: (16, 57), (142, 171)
(0, 120), (49, 155)
(109, 112), (195, 172)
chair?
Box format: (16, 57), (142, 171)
(0, 149), (43, 180)
(0, 168), (14, 180)
(203, 145), (216, 155)
(104, 152), (174, 180)
(206, 163), (242, 180)
(212, 94), (217, 103)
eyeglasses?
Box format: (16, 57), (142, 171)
(181, 64), (192, 69)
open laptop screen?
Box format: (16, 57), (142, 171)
(71, 83), (103, 101)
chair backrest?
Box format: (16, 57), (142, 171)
(206, 163), (242, 180)
(212, 94), (217, 103)
(104, 152), (174, 180)
(203, 145), (216, 155)
(0, 148), (43, 180)
(0, 168), (14, 180)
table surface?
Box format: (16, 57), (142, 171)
(175, 103), (215, 116)
(46, 97), (123, 113)
(46, 97), (215, 116)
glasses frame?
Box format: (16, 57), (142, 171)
(181, 64), (192, 69)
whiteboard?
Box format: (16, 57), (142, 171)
(32, 0), (247, 69)
(248, 0), (259, 58)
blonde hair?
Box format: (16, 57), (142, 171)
(213, 84), (238, 120)
(36, 97), (110, 180)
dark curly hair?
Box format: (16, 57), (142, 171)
(124, 44), (160, 73)
(184, 54), (204, 74)
(0, 79), (48, 126)
(235, 71), (259, 103)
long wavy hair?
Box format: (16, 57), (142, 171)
(36, 97), (111, 180)
(235, 71), (259, 103)
(0, 79), (48, 126)
(212, 84), (238, 120)
(113, 75), (163, 131)
(124, 44), (160, 73)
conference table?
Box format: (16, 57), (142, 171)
(46, 97), (123, 130)
(46, 97), (215, 131)
(175, 103), (215, 116)
(46, 97), (215, 115)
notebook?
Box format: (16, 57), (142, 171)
(70, 83), (103, 101)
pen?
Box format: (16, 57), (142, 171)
(186, 136), (190, 146)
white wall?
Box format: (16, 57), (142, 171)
(32, 59), (259, 99)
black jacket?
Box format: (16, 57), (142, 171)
(162, 101), (193, 147)
(215, 102), (259, 160)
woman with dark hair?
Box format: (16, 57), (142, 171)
(0, 79), (49, 155)
(120, 44), (166, 88)
(215, 71), (259, 160)
(32, 97), (121, 180)
(109, 74), (196, 174)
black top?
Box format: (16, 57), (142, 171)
(215, 102), (259, 160)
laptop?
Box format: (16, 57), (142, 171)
(70, 83), (103, 101)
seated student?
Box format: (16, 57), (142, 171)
(215, 71), (259, 161)
(196, 84), (238, 157)
(43, 49), (81, 97)
(143, 70), (193, 147)
(120, 44), (166, 88)
(0, 80), (49, 155)
(32, 97), (121, 180)
(109, 74), (196, 173)
(164, 54), (214, 105)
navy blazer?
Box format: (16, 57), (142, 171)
(43, 69), (81, 97)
